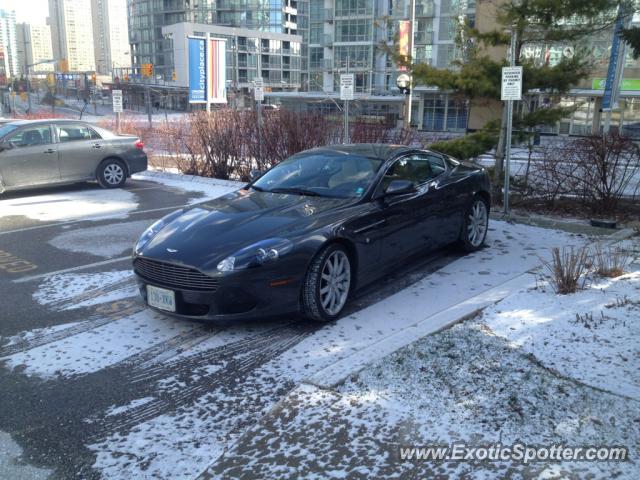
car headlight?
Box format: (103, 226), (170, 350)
(217, 238), (294, 272)
(135, 209), (184, 252)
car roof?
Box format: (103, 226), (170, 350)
(305, 144), (419, 161)
(0, 119), (90, 126)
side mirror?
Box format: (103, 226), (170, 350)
(249, 169), (263, 181)
(384, 179), (415, 196)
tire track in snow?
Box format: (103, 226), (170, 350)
(0, 299), (145, 358)
(88, 323), (316, 443)
(43, 277), (138, 312)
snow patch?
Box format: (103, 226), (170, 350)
(132, 171), (240, 204)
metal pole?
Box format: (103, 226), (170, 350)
(404, 0), (416, 129)
(25, 65), (32, 114)
(344, 58), (349, 144)
(146, 84), (152, 127)
(257, 99), (262, 163)
(504, 28), (517, 214)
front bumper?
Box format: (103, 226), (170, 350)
(133, 259), (302, 321)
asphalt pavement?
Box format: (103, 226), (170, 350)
(0, 178), (465, 479)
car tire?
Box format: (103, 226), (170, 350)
(458, 195), (489, 252)
(97, 158), (127, 188)
(302, 243), (352, 322)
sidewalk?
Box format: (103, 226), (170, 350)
(200, 230), (639, 480)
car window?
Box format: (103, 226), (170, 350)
(427, 154), (447, 176)
(58, 124), (102, 142)
(380, 154), (437, 190)
(7, 126), (52, 148)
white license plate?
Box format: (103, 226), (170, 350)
(147, 285), (176, 312)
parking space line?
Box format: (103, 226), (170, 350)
(13, 256), (131, 284)
(0, 205), (184, 236)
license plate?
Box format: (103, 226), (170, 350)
(147, 285), (176, 312)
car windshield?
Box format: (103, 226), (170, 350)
(252, 152), (383, 198)
(0, 124), (20, 139)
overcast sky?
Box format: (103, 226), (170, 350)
(1, 0), (49, 25)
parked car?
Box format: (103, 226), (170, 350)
(0, 119), (147, 193)
(133, 144), (491, 323)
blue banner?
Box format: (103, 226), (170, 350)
(188, 37), (207, 103)
(602, 7), (626, 110)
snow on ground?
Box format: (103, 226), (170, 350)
(33, 270), (135, 311)
(0, 430), (52, 480)
(132, 171), (241, 204)
(483, 242), (640, 399)
(48, 219), (152, 258)
(0, 188), (139, 222)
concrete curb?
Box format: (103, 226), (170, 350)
(306, 227), (637, 390)
(489, 211), (626, 236)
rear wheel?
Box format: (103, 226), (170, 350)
(302, 244), (352, 322)
(97, 159), (127, 188)
(458, 196), (489, 252)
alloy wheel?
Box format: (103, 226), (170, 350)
(467, 200), (488, 248)
(319, 250), (351, 316)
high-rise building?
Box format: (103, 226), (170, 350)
(48, 0), (95, 71)
(16, 23), (55, 72)
(91, 0), (129, 74)
(0, 8), (20, 79)
(127, 0), (307, 81)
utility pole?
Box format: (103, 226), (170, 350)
(403, 0), (416, 129)
(503, 29), (518, 214)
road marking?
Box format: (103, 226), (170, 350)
(0, 250), (38, 273)
(0, 205), (183, 236)
(13, 256), (131, 283)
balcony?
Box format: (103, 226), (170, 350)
(320, 34), (333, 47)
(323, 8), (333, 22)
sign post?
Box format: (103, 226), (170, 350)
(112, 89), (123, 133)
(254, 77), (263, 163)
(340, 73), (354, 144)
(501, 39), (522, 214)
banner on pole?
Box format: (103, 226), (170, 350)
(208, 38), (227, 104)
(188, 37), (207, 103)
(397, 21), (410, 72)
(602, 6), (626, 110)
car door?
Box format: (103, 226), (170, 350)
(0, 124), (60, 189)
(372, 153), (443, 267)
(56, 123), (108, 181)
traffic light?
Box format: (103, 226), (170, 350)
(172, 70), (176, 81)
(59, 58), (69, 73)
(91, 73), (96, 83)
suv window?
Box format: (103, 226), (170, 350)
(58, 124), (101, 142)
(380, 154), (440, 190)
(7, 125), (52, 148)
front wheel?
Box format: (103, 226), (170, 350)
(459, 196), (489, 252)
(302, 244), (352, 322)
(97, 159), (127, 188)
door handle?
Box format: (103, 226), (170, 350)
(92, 144), (102, 149)
(43, 148), (55, 154)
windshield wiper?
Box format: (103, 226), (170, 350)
(267, 187), (322, 197)
(250, 184), (266, 192)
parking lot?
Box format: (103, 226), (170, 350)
(0, 175), (589, 479)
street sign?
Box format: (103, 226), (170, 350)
(340, 74), (354, 101)
(112, 89), (123, 112)
(254, 77), (264, 101)
(501, 66), (523, 101)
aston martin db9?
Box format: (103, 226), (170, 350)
(133, 144), (491, 322)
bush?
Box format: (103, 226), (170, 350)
(543, 246), (590, 294)
(592, 244), (631, 278)
(428, 129), (498, 160)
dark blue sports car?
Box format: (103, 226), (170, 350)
(133, 144), (491, 322)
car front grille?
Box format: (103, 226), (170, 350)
(134, 257), (220, 291)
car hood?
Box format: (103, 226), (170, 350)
(139, 188), (352, 270)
